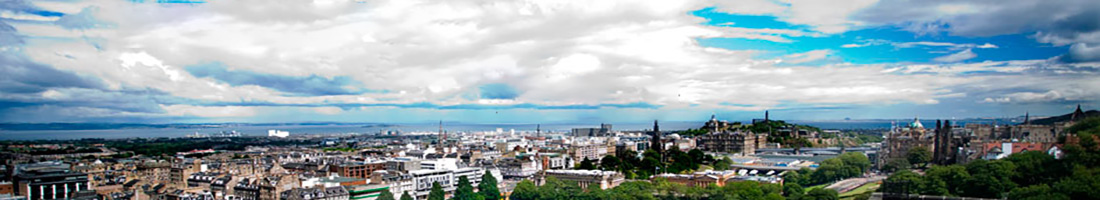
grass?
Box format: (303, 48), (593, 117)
(838, 182), (880, 200)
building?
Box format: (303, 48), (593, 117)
(571, 124), (613, 137)
(540, 170), (624, 190)
(409, 169), (453, 199)
(13, 162), (90, 200)
(331, 162), (386, 180)
(384, 159), (421, 173)
(651, 120), (663, 154)
(696, 130), (764, 154)
(268, 130), (290, 138)
(652, 170), (741, 187)
(280, 187), (348, 200)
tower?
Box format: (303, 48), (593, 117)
(1071, 104), (1085, 122)
(536, 124), (541, 138)
(765, 110), (769, 122)
(650, 120), (662, 153)
(1024, 112), (1030, 125)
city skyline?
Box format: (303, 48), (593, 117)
(1, 0), (1098, 123)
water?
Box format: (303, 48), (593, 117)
(0, 122), (702, 141)
(0, 119), (1015, 141)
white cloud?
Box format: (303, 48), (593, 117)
(782, 49), (833, 64)
(933, 49), (977, 62)
(1, 0), (1096, 122)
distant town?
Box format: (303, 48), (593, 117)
(0, 106), (1097, 200)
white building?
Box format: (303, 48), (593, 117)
(268, 130), (290, 138)
(410, 169), (454, 199)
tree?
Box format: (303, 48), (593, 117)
(455, 176), (477, 200)
(782, 170), (810, 186)
(783, 183), (804, 199)
(400, 191), (413, 200)
(428, 181), (445, 200)
(961, 159), (1017, 198)
(922, 165), (969, 196)
(579, 158), (596, 170)
(1009, 184), (1070, 200)
(510, 180), (538, 200)
(599, 155), (621, 171)
(883, 170), (923, 195)
(837, 152), (871, 173)
(907, 147), (932, 169)
(801, 188), (838, 200)
(882, 158), (910, 173)
(714, 156), (734, 171)
(478, 170), (500, 200)
(377, 189), (395, 200)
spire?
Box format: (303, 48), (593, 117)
(653, 120), (660, 132)
(1072, 104), (1085, 122)
(536, 124), (541, 138)
(711, 114), (717, 121)
(1024, 112), (1030, 125)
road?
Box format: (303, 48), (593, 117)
(824, 175), (886, 193)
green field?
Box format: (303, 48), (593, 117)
(839, 182), (880, 200)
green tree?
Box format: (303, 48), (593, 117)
(882, 158), (910, 173)
(783, 183), (804, 199)
(599, 155), (621, 171)
(837, 152), (871, 172)
(783, 170), (810, 186)
(478, 170), (501, 200)
(883, 170), (923, 195)
(1009, 184), (1070, 200)
(713, 156), (734, 171)
(454, 176), (477, 200)
(923, 165), (969, 195)
(400, 191), (413, 200)
(1004, 150), (1059, 186)
(961, 159), (1017, 198)
(377, 189), (395, 200)
(907, 147), (932, 169)
(801, 188), (838, 200)
(579, 158), (596, 170)
(510, 180), (538, 200)
(429, 181), (445, 200)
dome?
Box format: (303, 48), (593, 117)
(911, 118), (924, 129)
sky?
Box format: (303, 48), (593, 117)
(0, 0), (1098, 124)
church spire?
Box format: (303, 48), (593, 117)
(1024, 111), (1030, 125)
(1072, 104), (1085, 122)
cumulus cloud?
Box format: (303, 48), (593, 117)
(0, 0), (1096, 122)
(855, 0), (1100, 62)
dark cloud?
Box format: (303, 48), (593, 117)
(185, 63), (379, 96)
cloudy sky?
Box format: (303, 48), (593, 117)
(0, 0), (1098, 123)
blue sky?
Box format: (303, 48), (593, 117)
(0, 0), (1097, 124)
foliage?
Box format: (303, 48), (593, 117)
(807, 152), (871, 185)
(783, 183), (804, 199)
(400, 191), (413, 200)
(713, 156), (733, 171)
(880, 117), (1100, 199)
(377, 189), (395, 200)
(511, 180), (538, 200)
(906, 147), (932, 169)
(579, 158), (596, 170)
(801, 188), (838, 200)
(506, 176), (797, 200)
(455, 176), (477, 200)
(478, 170), (501, 200)
(429, 181), (445, 200)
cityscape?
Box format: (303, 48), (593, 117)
(2, 1), (1100, 200)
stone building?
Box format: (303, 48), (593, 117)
(696, 130), (764, 154)
(540, 170), (625, 190)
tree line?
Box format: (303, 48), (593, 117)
(881, 117), (1100, 199)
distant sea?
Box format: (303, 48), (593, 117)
(0, 119), (1018, 141)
